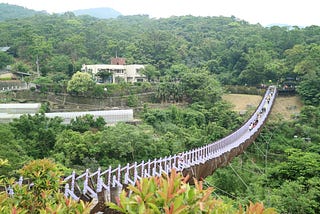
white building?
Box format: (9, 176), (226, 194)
(81, 64), (146, 83)
(0, 103), (134, 124)
(0, 103), (41, 114)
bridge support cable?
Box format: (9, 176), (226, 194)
(232, 164), (263, 175)
(243, 151), (264, 174)
(203, 180), (238, 200)
(228, 163), (249, 190)
(252, 141), (266, 157)
(252, 124), (276, 174)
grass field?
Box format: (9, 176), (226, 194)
(222, 94), (303, 121)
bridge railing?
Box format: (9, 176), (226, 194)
(63, 86), (277, 201)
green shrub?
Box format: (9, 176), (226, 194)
(0, 77), (12, 81)
(107, 169), (276, 214)
(0, 159), (92, 213)
(127, 94), (139, 107)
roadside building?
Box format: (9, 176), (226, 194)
(81, 57), (146, 83)
(0, 47), (10, 52)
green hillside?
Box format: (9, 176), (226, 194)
(0, 3), (46, 21)
(0, 12), (319, 213)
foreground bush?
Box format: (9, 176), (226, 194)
(107, 169), (276, 214)
(0, 159), (91, 213)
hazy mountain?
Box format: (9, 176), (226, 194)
(266, 23), (304, 28)
(0, 3), (46, 21)
(73, 7), (122, 19)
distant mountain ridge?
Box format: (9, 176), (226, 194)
(72, 7), (122, 19)
(0, 3), (121, 21)
(0, 3), (46, 21)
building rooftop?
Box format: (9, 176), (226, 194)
(0, 47), (10, 52)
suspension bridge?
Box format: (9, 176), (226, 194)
(61, 86), (277, 213)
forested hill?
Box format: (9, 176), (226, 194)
(1, 10), (320, 213)
(0, 3), (121, 20)
(0, 3), (46, 21)
(0, 12), (319, 105)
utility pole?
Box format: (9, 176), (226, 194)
(265, 141), (268, 173)
(36, 55), (40, 77)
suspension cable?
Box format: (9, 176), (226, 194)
(203, 180), (238, 200)
(232, 165), (262, 175)
(229, 163), (249, 189)
(243, 151), (264, 174)
(252, 141), (266, 157)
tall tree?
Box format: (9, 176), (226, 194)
(0, 51), (14, 69)
(67, 71), (95, 94)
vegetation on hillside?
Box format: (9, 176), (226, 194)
(0, 7), (319, 104)
(0, 5), (320, 213)
(0, 3), (45, 21)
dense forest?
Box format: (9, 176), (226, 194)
(1, 4), (320, 213)
(0, 6), (319, 103)
(0, 3), (46, 21)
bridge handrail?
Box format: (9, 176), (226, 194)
(63, 86), (277, 200)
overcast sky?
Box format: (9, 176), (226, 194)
(1, 0), (319, 26)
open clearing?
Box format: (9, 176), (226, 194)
(222, 94), (303, 121)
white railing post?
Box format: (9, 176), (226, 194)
(64, 183), (70, 198)
(172, 154), (177, 169)
(152, 158), (157, 177)
(18, 176), (23, 186)
(107, 165), (111, 187)
(97, 167), (102, 192)
(124, 163), (130, 185)
(140, 160), (145, 178)
(158, 157), (163, 175)
(83, 169), (89, 195)
(146, 159), (151, 177)
(71, 171), (76, 193)
(117, 165), (121, 186)
(133, 162), (138, 183)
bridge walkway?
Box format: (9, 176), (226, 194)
(61, 86), (277, 213)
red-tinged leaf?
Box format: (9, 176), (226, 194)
(169, 202), (174, 214)
(157, 190), (167, 200)
(136, 179), (142, 192)
(193, 178), (200, 191)
(199, 202), (205, 211)
(115, 196), (122, 207)
(248, 201), (270, 214)
(200, 188), (213, 202)
(65, 197), (70, 206)
(164, 206), (170, 214)
(237, 204), (244, 214)
(182, 174), (190, 183)
(135, 195), (143, 204)
(164, 203), (174, 214)
(128, 185), (141, 194)
(11, 206), (17, 214)
(143, 192), (154, 202)
(176, 187), (186, 195)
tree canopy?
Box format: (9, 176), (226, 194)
(0, 8), (320, 213)
(67, 71), (95, 94)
